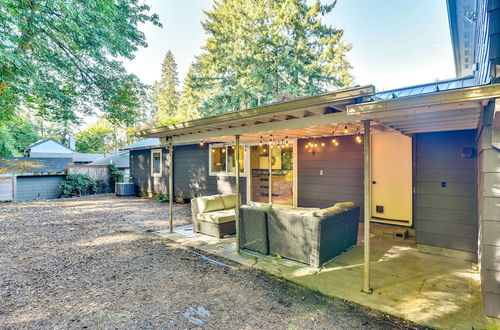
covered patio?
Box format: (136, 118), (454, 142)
(141, 80), (500, 329)
(158, 223), (483, 329)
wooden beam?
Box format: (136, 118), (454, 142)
(393, 118), (480, 130)
(353, 103), (482, 120)
(385, 113), (480, 127)
(170, 112), (359, 144)
(403, 125), (476, 133)
(378, 107), (481, 123)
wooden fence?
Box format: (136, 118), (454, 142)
(67, 165), (109, 183)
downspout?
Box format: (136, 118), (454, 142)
(363, 120), (373, 294)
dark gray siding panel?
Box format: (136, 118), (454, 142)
(173, 145), (246, 201)
(415, 130), (477, 253)
(129, 148), (168, 195)
(130, 144), (246, 201)
(16, 175), (65, 201)
(297, 136), (364, 220)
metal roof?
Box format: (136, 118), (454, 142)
(0, 157), (70, 175)
(347, 83), (500, 134)
(372, 76), (476, 101)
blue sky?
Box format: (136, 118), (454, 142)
(124, 0), (456, 92)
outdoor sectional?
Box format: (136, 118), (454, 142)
(239, 202), (360, 267)
(191, 194), (238, 238)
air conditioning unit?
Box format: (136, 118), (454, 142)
(115, 182), (135, 196)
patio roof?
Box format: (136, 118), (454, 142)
(347, 83), (500, 134)
(141, 82), (500, 144)
(140, 85), (375, 144)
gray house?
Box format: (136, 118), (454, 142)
(128, 0), (500, 323)
(25, 138), (103, 164)
(123, 138), (246, 200)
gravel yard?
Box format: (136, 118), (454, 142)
(0, 194), (426, 329)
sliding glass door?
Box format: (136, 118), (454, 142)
(249, 145), (293, 205)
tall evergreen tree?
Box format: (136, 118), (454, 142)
(152, 50), (181, 125)
(181, 0), (353, 117)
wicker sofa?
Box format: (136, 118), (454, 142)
(191, 194), (237, 238)
(239, 202), (360, 267)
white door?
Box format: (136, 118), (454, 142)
(0, 177), (14, 201)
(371, 132), (413, 226)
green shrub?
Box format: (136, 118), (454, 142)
(108, 164), (124, 192)
(60, 174), (108, 196)
(154, 194), (169, 203)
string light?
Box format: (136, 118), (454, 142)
(199, 140), (204, 147)
(344, 125), (348, 134)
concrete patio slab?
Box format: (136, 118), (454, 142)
(158, 225), (485, 330)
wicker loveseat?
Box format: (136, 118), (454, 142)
(191, 194), (237, 238)
(239, 202), (360, 267)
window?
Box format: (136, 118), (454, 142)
(210, 145), (245, 175)
(151, 149), (162, 177)
(211, 147), (226, 172)
(227, 146), (244, 173)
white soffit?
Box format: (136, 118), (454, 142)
(142, 85), (375, 143)
(346, 84), (500, 134)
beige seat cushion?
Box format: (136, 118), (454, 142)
(249, 201), (272, 211)
(221, 194), (237, 209)
(201, 209), (236, 224)
(197, 195), (224, 213)
(334, 202), (356, 210)
(314, 205), (343, 217)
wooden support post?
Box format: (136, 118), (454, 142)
(169, 139), (174, 233)
(235, 135), (241, 253)
(268, 143), (272, 204)
(362, 120), (373, 294)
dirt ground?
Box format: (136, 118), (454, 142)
(0, 194), (427, 329)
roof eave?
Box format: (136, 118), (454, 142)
(140, 85), (375, 139)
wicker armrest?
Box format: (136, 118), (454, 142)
(239, 205), (269, 254)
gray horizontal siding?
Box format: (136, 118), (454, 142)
(173, 144), (246, 201)
(16, 175), (65, 201)
(130, 144), (246, 201)
(297, 136), (363, 221)
(415, 130), (477, 253)
(129, 148), (168, 195)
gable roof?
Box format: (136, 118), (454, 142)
(0, 157), (70, 175)
(90, 151), (130, 168)
(25, 138), (73, 153)
(121, 138), (162, 151)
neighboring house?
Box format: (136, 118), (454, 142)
(25, 138), (103, 164)
(0, 157), (70, 202)
(128, 0), (500, 322)
(89, 150), (130, 177)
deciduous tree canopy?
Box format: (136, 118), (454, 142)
(0, 0), (160, 125)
